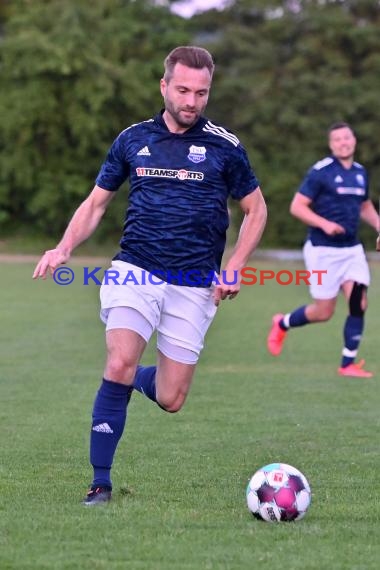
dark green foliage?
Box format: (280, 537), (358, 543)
(1, 0), (380, 248)
(0, 0), (189, 238)
(199, 0), (380, 247)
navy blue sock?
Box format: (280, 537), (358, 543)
(341, 315), (364, 367)
(90, 378), (133, 488)
(280, 305), (309, 330)
(133, 366), (157, 403)
(289, 305), (309, 327)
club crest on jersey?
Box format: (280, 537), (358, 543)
(188, 145), (206, 163)
(356, 173), (365, 186)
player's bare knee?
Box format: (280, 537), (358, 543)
(349, 282), (367, 317)
(157, 394), (185, 413)
(160, 403), (181, 413)
(105, 356), (137, 383)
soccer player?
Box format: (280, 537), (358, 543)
(33, 46), (267, 505)
(267, 122), (379, 378)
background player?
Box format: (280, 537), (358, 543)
(267, 122), (379, 378)
(33, 46), (267, 504)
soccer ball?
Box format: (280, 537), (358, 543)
(246, 463), (311, 522)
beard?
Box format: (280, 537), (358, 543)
(164, 98), (203, 129)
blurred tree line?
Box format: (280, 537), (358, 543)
(0, 0), (379, 248)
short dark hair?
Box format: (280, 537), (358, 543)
(328, 122), (355, 136)
(163, 46), (215, 82)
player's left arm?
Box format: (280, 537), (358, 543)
(214, 187), (267, 306)
(360, 199), (380, 232)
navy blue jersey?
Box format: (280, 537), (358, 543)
(96, 111), (259, 285)
(298, 156), (369, 247)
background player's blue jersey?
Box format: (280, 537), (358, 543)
(298, 156), (369, 247)
(96, 111), (259, 285)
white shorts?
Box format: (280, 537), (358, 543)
(303, 241), (370, 299)
(99, 260), (218, 362)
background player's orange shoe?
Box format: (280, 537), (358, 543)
(338, 359), (373, 378)
(267, 313), (287, 356)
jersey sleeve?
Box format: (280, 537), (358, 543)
(364, 169), (369, 200)
(298, 167), (322, 200)
(95, 132), (130, 191)
(225, 144), (259, 200)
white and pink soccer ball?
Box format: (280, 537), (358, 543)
(246, 463), (311, 522)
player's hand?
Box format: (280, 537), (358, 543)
(32, 248), (70, 279)
(213, 268), (240, 306)
(321, 220), (346, 236)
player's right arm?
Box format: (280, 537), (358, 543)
(290, 192), (345, 236)
(32, 185), (115, 279)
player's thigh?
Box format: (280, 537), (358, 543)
(106, 328), (147, 364)
(341, 279), (368, 311)
(303, 241), (344, 299)
(99, 260), (164, 329)
(341, 245), (370, 288)
(104, 308), (151, 383)
(157, 284), (217, 357)
(155, 285), (216, 409)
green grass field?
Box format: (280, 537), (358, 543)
(1, 259), (380, 570)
